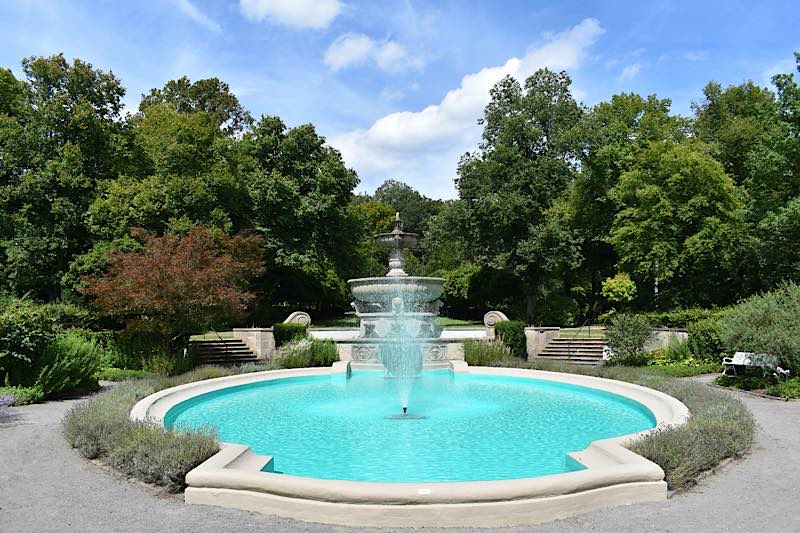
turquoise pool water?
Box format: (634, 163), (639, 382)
(165, 371), (656, 483)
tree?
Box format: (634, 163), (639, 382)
(373, 180), (442, 235)
(87, 104), (247, 240)
(0, 55), (127, 299)
(609, 140), (754, 306)
(693, 79), (795, 216)
(455, 70), (583, 319)
(82, 226), (263, 346)
(237, 116), (359, 313)
(346, 199), (395, 278)
(140, 76), (252, 136)
(564, 93), (688, 316)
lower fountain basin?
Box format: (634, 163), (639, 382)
(164, 369), (655, 482)
(130, 364), (690, 527)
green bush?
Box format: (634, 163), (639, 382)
(272, 323), (308, 347)
(648, 361), (722, 377)
(601, 272), (637, 304)
(35, 331), (101, 397)
(765, 378), (800, 399)
(464, 340), (514, 366)
(688, 317), (726, 362)
(605, 313), (654, 366)
(489, 359), (755, 491)
(639, 308), (722, 328)
(107, 421), (217, 492)
(629, 379), (754, 490)
(719, 282), (800, 373)
(713, 375), (771, 390)
(273, 338), (338, 369)
(0, 296), (60, 386)
(494, 320), (526, 358)
(142, 351), (197, 376)
(0, 385), (45, 405)
(62, 363), (283, 492)
(662, 338), (692, 362)
(95, 367), (154, 381)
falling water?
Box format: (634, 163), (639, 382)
(380, 291), (423, 413)
(347, 212), (444, 416)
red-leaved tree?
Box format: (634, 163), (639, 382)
(82, 226), (264, 345)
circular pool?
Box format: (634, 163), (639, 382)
(165, 369), (656, 483)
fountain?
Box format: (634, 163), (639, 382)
(346, 213), (446, 411)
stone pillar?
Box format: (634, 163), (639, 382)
(232, 328), (276, 361)
(524, 327), (561, 361)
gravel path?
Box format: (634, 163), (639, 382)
(2, 376), (799, 533)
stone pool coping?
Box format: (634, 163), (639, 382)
(130, 363), (690, 528)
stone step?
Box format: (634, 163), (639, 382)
(192, 338), (257, 365)
(549, 338), (606, 344)
(536, 356), (601, 366)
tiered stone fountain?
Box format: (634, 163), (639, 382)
(338, 213), (462, 367)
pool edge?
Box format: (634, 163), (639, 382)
(130, 362), (689, 527)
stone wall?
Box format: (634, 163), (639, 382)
(524, 327), (561, 361)
(646, 328), (689, 352)
(232, 328), (276, 360)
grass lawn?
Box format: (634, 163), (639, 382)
(189, 331), (234, 340)
(558, 326), (606, 339)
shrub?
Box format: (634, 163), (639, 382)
(35, 331), (101, 397)
(713, 375), (771, 390)
(88, 330), (165, 371)
(0, 296), (60, 387)
(272, 323), (308, 347)
(63, 363), (282, 492)
(107, 422), (217, 492)
(82, 226), (264, 351)
(494, 320), (526, 358)
(688, 317), (726, 362)
(0, 385), (45, 405)
(142, 351), (197, 376)
(662, 337), (692, 362)
(765, 378), (800, 399)
(464, 340), (514, 366)
(639, 308), (722, 328)
(95, 367), (154, 381)
(488, 359), (755, 490)
(601, 272), (637, 304)
(605, 313), (654, 366)
(629, 379), (754, 490)
(274, 338), (338, 369)
(719, 282), (800, 373)
(648, 361), (722, 377)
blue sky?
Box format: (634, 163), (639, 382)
(1, 0), (797, 198)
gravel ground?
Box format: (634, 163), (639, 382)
(1, 375), (798, 533)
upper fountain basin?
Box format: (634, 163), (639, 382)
(374, 232), (418, 250)
(348, 276), (444, 303)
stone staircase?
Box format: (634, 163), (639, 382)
(536, 337), (607, 366)
(191, 338), (259, 366)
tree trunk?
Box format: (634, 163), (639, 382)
(526, 293), (536, 323)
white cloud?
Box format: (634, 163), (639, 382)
(619, 63), (642, 80)
(324, 33), (375, 71)
(328, 18), (605, 198)
(324, 33), (426, 73)
(763, 58), (796, 84)
(174, 0), (221, 33)
(239, 0), (341, 29)
(380, 87), (406, 101)
(684, 50), (708, 61)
